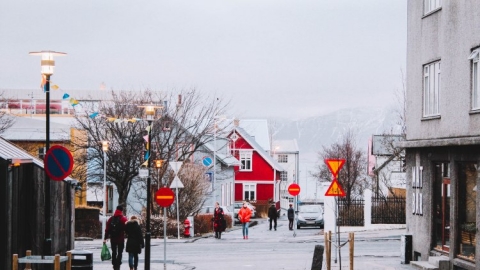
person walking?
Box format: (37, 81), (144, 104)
(125, 215), (144, 270)
(287, 204), (295, 230)
(213, 202), (225, 239)
(104, 205), (128, 270)
(238, 201), (252, 239)
(268, 203), (278, 231)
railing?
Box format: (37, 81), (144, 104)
(371, 196), (406, 224)
(337, 198), (364, 226)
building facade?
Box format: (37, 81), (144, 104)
(398, 1), (480, 269)
(272, 139), (300, 213)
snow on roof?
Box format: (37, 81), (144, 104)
(238, 119), (271, 151)
(272, 139), (299, 153)
(1, 116), (71, 141)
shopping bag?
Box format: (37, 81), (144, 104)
(101, 243), (112, 261)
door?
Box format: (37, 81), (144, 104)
(434, 163), (450, 252)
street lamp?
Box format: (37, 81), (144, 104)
(101, 141), (109, 241)
(139, 103), (161, 270)
(154, 159), (164, 189)
(29, 50), (66, 257)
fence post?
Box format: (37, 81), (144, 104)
(66, 251), (72, 270)
(13, 254), (18, 270)
(349, 232), (354, 270)
(25, 250), (32, 270)
(54, 254), (60, 270)
(364, 189), (372, 228)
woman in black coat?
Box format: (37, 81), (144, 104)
(213, 202), (225, 239)
(125, 216), (144, 270)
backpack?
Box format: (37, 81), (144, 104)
(109, 216), (122, 237)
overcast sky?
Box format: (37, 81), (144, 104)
(0, 0), (406, 120)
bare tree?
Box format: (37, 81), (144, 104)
(0, 91), (15, 134)
(312, 129), (367, 203)
(72, 88), (230, 215)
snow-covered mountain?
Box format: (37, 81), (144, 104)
(269, 105), (401, 199)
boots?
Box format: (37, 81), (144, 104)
(218, 232), (221, 239)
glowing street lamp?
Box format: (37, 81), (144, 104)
(101, 141), (109, 241)
(138, 103), (162, 270)
(29, 50), (66, 257)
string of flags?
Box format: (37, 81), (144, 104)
(40, 82), (154, 164)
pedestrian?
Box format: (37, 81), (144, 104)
(213, 202), (225, 239)
(104, 205), (128, 270)
(287, 204), (294, 230)
(125, 215), (144, 270)
(238, 201), (252, 239)
(268, 203), (278, 231)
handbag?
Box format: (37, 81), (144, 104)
(101, 243), (112, 261)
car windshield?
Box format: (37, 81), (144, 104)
(299, 205), (322, 213)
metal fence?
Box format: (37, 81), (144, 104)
(337, 198), (364, 226)
(371, 196), (406, 224)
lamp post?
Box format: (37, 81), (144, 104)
(29, 50), (66, 257)
(139, 104), (160, 270)
(101, 141), (109, 241)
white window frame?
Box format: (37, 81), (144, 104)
(423, 61), (441, 117)
(243, 183), (256, 201)
(280, 171), (288, 181)
(277, 154), (288, 163)
(469, 49), (480, 110)
(239, 150), (252, 171)
(424, 0), (441, 15)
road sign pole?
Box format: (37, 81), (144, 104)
(164, 206), (167, 266)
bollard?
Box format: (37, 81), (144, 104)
(311, 245), (324, 270)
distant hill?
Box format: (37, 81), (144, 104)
(271, 105), (401, 159)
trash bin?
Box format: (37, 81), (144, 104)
(400, 235), (412, 264)
(71, 250), (93, 270)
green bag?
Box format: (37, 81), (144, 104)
(101, 243), (112, 261)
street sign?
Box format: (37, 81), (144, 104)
(288, 183), (301, 196)
(325, 159), (345, 178)
(44, 145), (74, 181)
(202, 156), (213, 167)
(169, 161), (182, 174)
(325, 179), (346, 197)
(169, 176), (184, 189)
(155, 187), (175, 207)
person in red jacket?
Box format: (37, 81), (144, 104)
(238, 201), (252, 239)
(103, 205), (128, 270)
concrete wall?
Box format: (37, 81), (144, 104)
(406, 1), (480, 141)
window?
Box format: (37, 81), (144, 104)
(239, 151), (252, 171)
(424, 0), (441, 15)
(423, 61), (441, 117)
(243, 184), (256, 200)
(280, 171), (288, 181)
(278, 154), (288, 163)
(470, 49), (480, 110)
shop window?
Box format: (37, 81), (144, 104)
(457, 163), (476, 262)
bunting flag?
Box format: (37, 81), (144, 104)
(69, 98), (79, 106)
(51, 85), (59, 90)
(89, 112), (99, 118)
(141, 160), (148, 167)
(143, 134), (149, 143)
(62, 93), (70, 99)
(40, 74), (46, 92)
(144, 151), (150, 160)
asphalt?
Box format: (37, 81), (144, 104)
(73, 219), (414, 270)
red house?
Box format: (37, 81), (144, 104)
(229, 121), (285, 209)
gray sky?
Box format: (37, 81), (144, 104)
(0, 0), (406, 120)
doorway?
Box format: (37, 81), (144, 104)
(433, 162), (450, 252)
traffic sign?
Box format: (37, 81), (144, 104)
(288, 183), (301, 196)
(155, 187), (175, 207)
(169, 176), (184, 189)
(169, 161), (182, 174)
(202, 156), (213, 167)
(325, 159), (345, 178)
(44, 145), (74, 181)
(325, 179), (346, 197)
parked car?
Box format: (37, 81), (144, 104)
(296, 205), (324, 229)
(197, 205), (232, 216)
(233, 202), (256, 220)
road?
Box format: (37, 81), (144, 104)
(75, 217), (416, 270)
